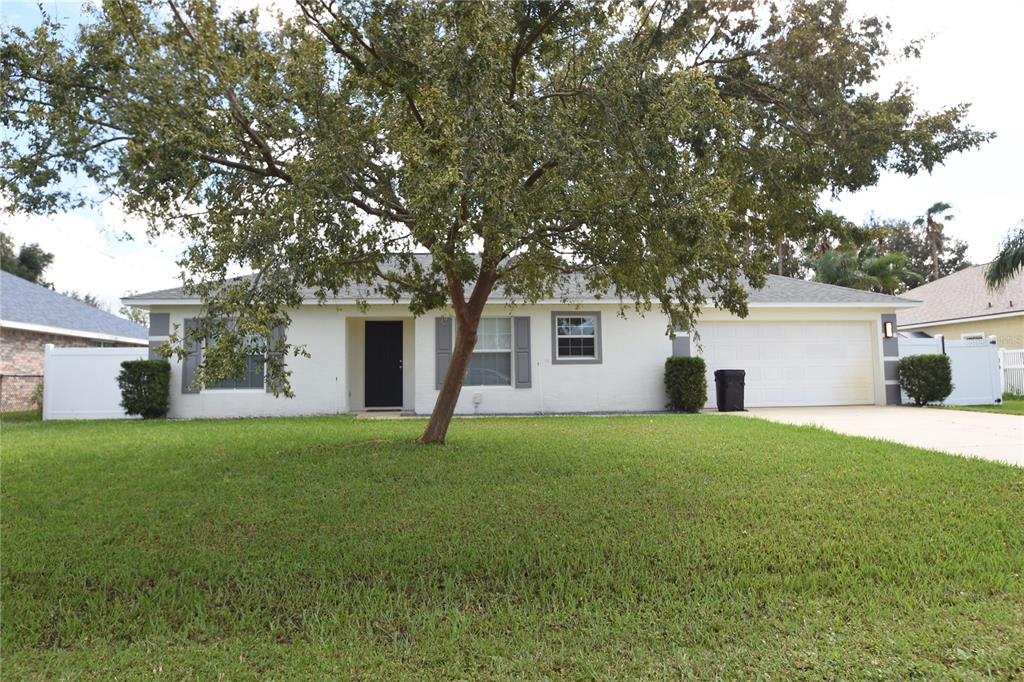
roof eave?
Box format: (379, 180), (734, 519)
(0, 319), (148, 345)
(123, 297), (920, 309)
(898, 309), (1024, 329)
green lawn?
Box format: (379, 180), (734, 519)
(3, 416), (1022, 679)
(937, 395), (1024, 416)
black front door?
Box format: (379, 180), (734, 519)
(364, 321), (403, 408)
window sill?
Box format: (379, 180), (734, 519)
(200, 388), (267, 394)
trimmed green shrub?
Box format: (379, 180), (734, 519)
(897, 354), (953, 406)
(665, 356), (707, 413)
(117, 359), (171, 419)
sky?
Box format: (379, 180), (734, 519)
(1, 0), (1022, 315)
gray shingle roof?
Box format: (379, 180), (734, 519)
(1, 271), (147, 341)
(897, 264), (1024, 326)
(125, 259), (917, 308)
(745, 275), (918, 305)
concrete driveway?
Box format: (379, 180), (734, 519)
(735, 406), (1023, 467)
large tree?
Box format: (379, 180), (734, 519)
(812, 244), (922, 295)
(1, 0), (990, 442)
(0, 231), (54, 285)
(874, 218), (971, 283)
(770, 209), (869, 277)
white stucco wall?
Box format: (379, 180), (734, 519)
(159, 305), (348, 419)
(413, 304), (673, 415)
(150, 301), (900, 419)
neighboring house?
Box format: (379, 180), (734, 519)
(0, 271), (147, 411)
(897, 265), (1024, 349)
(124, 263), (917, 419)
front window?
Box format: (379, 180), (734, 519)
(554, 314), (599, 361)
(205, 334), (266, 390)
(465, 317), (512, 386)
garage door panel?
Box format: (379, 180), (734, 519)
(696, 321), (876, 408)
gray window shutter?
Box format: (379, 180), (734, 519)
(149, 313), (170, 337)
(671, 335), (690, 357)
(435, 317), (452, 389)
(266, 324), (286, 394)
(181, 318), (201, 394)
(514, 316), (531, 388)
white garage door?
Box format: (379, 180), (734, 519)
(695, 321), (876, 407)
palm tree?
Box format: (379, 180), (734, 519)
(912, 201), (954, 281)
(862, 250), (924, 294)
(813, 248), (880, 291)
(986, 222), (1024, 288)
(813, 245), (922, 295)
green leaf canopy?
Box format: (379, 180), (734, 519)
(1, 0), (991, 417)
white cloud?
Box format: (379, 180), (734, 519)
(825, 0), (1024, 263)
(0, 201), (187, 314)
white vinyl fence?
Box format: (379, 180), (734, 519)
(898, 335), (1002, 406)
(1001, 348), (1024, 395)
(43, 345), (147, 420)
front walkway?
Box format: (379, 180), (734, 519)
(735, 406), (1023, 467)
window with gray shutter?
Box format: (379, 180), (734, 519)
(465, 317), (512, 386)
(205, 333), (267, 390)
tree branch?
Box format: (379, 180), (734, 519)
(297, 2), (367, 73)
(299, 0), (425, 130)
(197, 153), (283, 178)
(507, 0), (570, 103)
(167, 0), (293, 183)
(522, 160), (558, 190)
(404, 92), (425, 129)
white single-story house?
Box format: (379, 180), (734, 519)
(123, 271), (918, 419)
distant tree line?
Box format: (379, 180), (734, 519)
(771, 202), (972, 295)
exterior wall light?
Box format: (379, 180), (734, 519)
(883, 320), (894, 338)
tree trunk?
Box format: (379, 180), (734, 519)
(417, 315), (482, 444)
(927, 217), (941, 281)
(417, 267), (498, 444)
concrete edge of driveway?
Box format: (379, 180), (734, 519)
(724, 405), (1023, 468)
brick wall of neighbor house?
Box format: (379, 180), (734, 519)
(0, 375), (43, 413)
(0, 327), (107, 412)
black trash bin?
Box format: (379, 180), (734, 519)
(714, 369), (746, 412)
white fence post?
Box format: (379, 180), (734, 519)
(999, 348), (1005, 395)
(41, 344), (55, 421)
